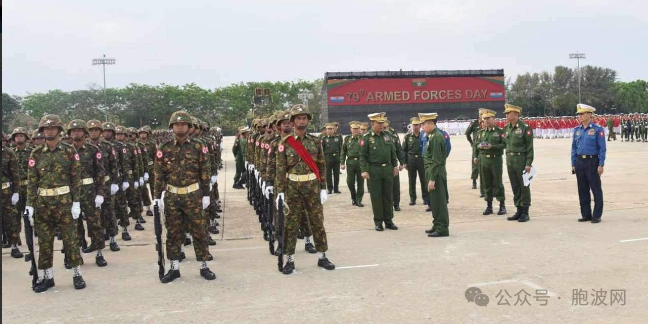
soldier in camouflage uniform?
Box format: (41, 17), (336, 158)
(25, 114), (86, 292)
(114, 126), (140, 237)
(198, 120), (220, 236)
(275, 104), (335, 274)
(474, 109), (507, 216)
(67, 120), (109, 266)
(341, 121), (365, 207)
(11, 127), (33, 249)
(128, 127), (149, 226)
(32, 130), (45, 147)
(154, 111), (216, 283)
(122, 127), (145, 231)
(138, 126), (156, 217)
(103, 123), (133, 241)
(87, 120), (121, 251)
(322, 123), (342, 194)
(2, 133), (23, 258)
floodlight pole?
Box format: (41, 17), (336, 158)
(569, 52), (586, 104)
(92, 54), (116, 121)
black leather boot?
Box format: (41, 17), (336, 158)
(483, 201), (493, 215)
(161, 269), (181, 283)
(507, 207), (522, 221)
(497, 201), (507, 215)
(518, 207), (530, 222)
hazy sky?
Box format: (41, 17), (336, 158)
(2, 0), (647, 95)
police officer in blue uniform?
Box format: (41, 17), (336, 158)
(571, 104), (607, 223)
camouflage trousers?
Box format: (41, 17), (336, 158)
(127, 185), (142, 220)
(101, 191), (119, 237)
(284, 179), (328, 255)
(164, 191), (210, 261)
(140, 183), (152, 207)
(77, 187), (105, 250)
(115, 189), (130, 228)
(34, 194), (83, 269)
(2, 188), (21, 245)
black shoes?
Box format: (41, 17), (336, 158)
(591, 218), (601, 223)
(11, 247), (23, 258)
(385, 223), (398, 230)
(208, 236), (217, 246)
(507, 207), (522, 221)
(179, 252), (186, 262)
(122, 231), (131, 241)
(334, 189), (341, 194)
(83, 244), (97, 254)
(110, 242), (120, 252)
(425, 206), (432, 212)
(483, 201), (493, 215)
(161, 270), (181, 283)
(425, 227), (435, 234)
(409, 200), (416, 206)
(207, 253), (214, 261)
(96, 255), (108, 267)
(317, 257), (335, 270)
(327, 190), (332, 195)
(138, 216), (147, 223)
(578, 217), (593, 222)
(184, 237), (192, 246)
(305, 243), (316, 254)
(394, 205), (401, 212)
(375, 225), (384, 231)
(472, 180), (477, 189)
(282, 261), (295, 274)
(351, 200), (357, 206)
(428, 231), (449, 237)
(33, 278), (55, 293)
(146, 210), (153, 216)
(200, 268), (216, 280)
(518, 207), (530, 222)
(297, 231), (304, 240)
(134, 223), (144, 231)
(73, 276), (86, 290)
(497, 202), (507, 215)
(210, 225), (219, 235)
(479, 193), (485, 198)
(357, 202), (364, 207)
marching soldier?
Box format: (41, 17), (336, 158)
(322, 123), (342, 194)
(67, 120), (108, 266)
(420, 113), (450, 237)
(139, 126), (156, 217)
(11, 127), (33, 247)
(360, 112), (399, 231)
(128, 127), (149, 226)
(572, 104), (606, 223)
(503, 104), (534, 222)
(25, 114), (86, 292)
(2, 133), (23, 258)
(474, 109), (507, 216)
(31, 130), (45, 147)
(402, 117), (428, 207)
(275, 104), (335, 274)
(341, 121), (365, 207)
(103, 123), (133, 241)
(232, 126), (249, 189)
(87, 120), (121, 251)
(154, 111), (216, 282)
(123, 127), (145, 231)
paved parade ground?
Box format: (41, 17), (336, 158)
(2, 135), (647, 324)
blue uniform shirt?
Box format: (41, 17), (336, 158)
(571, 122), (607, 167)
(420, 128), (451, 157)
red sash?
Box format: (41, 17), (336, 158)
(285, 136), (322, 182)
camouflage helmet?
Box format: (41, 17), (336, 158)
(126, 127), (139, 136)
(67, 119), (88, 135)
(200, 120), (208, 130)
(169, 111), (192, 128)
(115, 125), (128, 135)
(277, 110), (291, 126)
(189, 116), (200, 129)
(32, 130), (44, 139)
(38, 114), (64, 133)
(289, 104), (312, 121)
(86, 119), (104, 131)
(102, 122), (117, 133)
(139, 125), (152, 134)
(11, 127), (31, 140)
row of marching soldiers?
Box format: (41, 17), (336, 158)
(1, 113), (223, 292)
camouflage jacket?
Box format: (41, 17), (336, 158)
(2, 147), (20, 194)
(266, 134), (283, 186)
(26, 142), (82, 205)
(109, 140), (133, 184)
(154, 137), (211, 199)
(91, 139), (120, 186)
(275, 133), (327, 194)
(14, 145), (34, 183)
(139, 140), (157, 175)
(74, 142), (107, 197)
(126, 142), (143, 180)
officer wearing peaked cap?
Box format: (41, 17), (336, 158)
(572, 104), (606, 223)
(420, 113), (450, 237)
(474, 109), (507, 216)
(503, 104), (534, 222)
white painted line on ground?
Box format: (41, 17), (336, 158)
(329, 264), (379, 270)
(619, 237), (648, 243)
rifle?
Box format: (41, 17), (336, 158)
(22, 212), (38, 290)
(153, 203), (166, 281)
(277, 197), (285, 272)
(267, 191), (275, 255)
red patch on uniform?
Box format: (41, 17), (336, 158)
(255, 141), (260, 147)
(96, 152), (102, 160)
(444, 134), (449, 139)
(133, 150), (138, 155)
(28, 159), (36, 167)
(527, 131), (532, 136)
(278, 145), (285, 152)
(156, 150), (163, 159)
(360, 140), (365, 146)
(138, 149), (142, 154)
(74, 153), (80, 161)
(500, 133), (505, 138)
(143, 147), (147, 152)
(112, 149), (116, 156)
(122, 148), (127, 154)
(202, 146), (208, 154)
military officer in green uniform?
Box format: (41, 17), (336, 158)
(503, 104), (534, 222)
(465, 111), (484, 193)
(322, 123), (342, 194)
(420, 113), (450, 237)
(25, 114), (87, 292)
(383, 119), (405, 211)
(402, 117), (428, 207)
(360, 113), (399, 231)
(341, 121), (365, 207)
(232, 126), (250, 189)
(473, 109), (507, 216)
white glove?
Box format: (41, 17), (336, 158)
(265, 186), (273, 199)
(134, 181), (139, 189)
(144, 173), (150, 182)
(255, 170), (259, 179)
(320, 190), (328, 204)
(211, 175), (217, 185)
(154, 198), (164, 215)
(126, 207), (131, 214)
(25, 206), (35, 225)
(95, 195), (104, 208)
(249, 164), (255, 171)
(139, 177), (144, 186)
(110, 184), (119, 195)
(11, 193), (19, 205)
(202, 196), (211, 210)
(122, 181), (130, 191)
(275, 193), (288, 210)
(71, 202), (81, 220)
(245, 161), (249, 168)
(262, 181), (266, 195)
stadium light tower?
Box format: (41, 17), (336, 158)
(92, 54), (116, 121)
(569, 51), (586, 104)
(298, 90), (314, 106)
